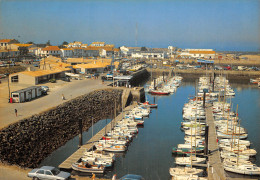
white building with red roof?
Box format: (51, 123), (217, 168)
(41, 46), (61, 57)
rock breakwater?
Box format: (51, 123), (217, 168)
(0, 89), (123, 168)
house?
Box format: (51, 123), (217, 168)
(28, 47), (42, 56)
(10, 43), (33, 55)
(41, 46), (61, 57)
(132, 50), (166, 59)
(60, 48), (74, 57)
(90, 42), (105, 47)
(179, 49), (216, 59)
(67, 41), (82, 48)
(0, 49), (20, 61)
(0, 39), (19, 49)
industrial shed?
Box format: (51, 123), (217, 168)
(9, 68), (71, 85)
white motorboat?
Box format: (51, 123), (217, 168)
(175, 156), (206, 166)
(223, 163), (260, 176)
(169, 167), (204, 177)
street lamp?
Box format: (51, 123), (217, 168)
(5, 73), (11, 102)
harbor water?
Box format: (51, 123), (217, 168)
(40, 79), (260, 179)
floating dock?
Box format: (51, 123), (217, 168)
(206, 105), (226, 180)
(59, 104), (136, 170)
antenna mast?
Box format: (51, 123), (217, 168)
(135, 23), (138, 47)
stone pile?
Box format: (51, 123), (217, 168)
(0, 89), (123, 168)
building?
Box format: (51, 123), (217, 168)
(9, 68), (71, 85)
(41, 46), (61, 57)
(0, 39), (19, 49)
(10, 43), (33, 56)
(0, 49), (20, 61)
(179, 49), (216, 59)
(90, 42), (105, 47)
(132, 50), (166, 59)
(60, 48), (74, 57)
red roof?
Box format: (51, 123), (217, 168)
(42, 46), (61, 51)
(0, 39), (12, 43)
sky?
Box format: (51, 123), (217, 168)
(0, 0), (259, 51)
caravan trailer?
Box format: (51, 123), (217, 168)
(11, 86), (42, 103)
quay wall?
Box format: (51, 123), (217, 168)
(0, 89), (123, 168)
(147, 68), (260, 80)
(130, 68), (150, 86)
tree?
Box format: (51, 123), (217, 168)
(26, 41), (34, 44)
(46, 40), (51, 46)
(62, 41), (68, 45)
(141, 47), (148, 51)
(59, 41), (69, 49)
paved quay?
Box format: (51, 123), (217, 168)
(0, 78), (111, 129)
(59, 104), (136, 170)
(206, 104), (226, 180)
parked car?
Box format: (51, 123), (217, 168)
(27, 166), (71, 180)
(224, 66), (231, 70)
(92, 73), (100, 77)
(120, 174), (144, 180)
(40, 86), (49, 92)
(61, 77), (70, 82)
(214, 66), (222, 70)
(49, 78), (56, 83)
(85, 75), (92, 78)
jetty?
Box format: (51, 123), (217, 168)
(58, 104), (136, 170)
(206, 105), (226, 180)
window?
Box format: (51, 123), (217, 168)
(45, 171), (53, 176)
(12, 94), (19, 97)
(37, 170), (44, 174)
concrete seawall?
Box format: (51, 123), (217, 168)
(147, 68), (260, 80)
(0, 89), (123, 168)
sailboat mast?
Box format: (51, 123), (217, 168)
(237, 119), (241, 166)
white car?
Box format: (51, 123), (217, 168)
(41, 86), (49, 92)
(27, 166), (71, 180)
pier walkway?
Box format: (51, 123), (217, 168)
(59, 104), (136, 170)
(206, 104), (226, 180)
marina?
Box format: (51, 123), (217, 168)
(35, 76), (260, 179)
(59, 104), (136, 170)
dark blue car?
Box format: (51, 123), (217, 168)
(120, 174), (144, 180)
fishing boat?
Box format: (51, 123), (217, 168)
(150, 90), (170, 95)
(71, 161), (105, 174)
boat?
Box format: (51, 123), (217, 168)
(150, 90), (170, 95)
(220, 151), (250, 161)
(223, 163), (260, 176)
(175, 156), (206, 166)
(141, 101), (158, 108)
(103, 144), (126, 152)
(172, 175), (207, 180)
(172, 147), (204, 154)
(71, 161), (105, 174)
(169, 167), (204, 177)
